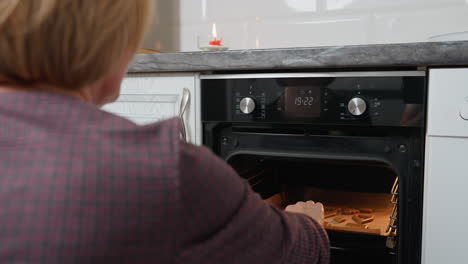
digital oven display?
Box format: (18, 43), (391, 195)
(284, 86), (321, 118)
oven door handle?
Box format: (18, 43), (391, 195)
(179, 87), (191, 142)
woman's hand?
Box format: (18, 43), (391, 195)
(285, 201), (324, 226)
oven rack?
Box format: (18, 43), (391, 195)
(386, 177), (399, 248)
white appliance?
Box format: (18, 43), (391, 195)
(423, 68), (468, 263)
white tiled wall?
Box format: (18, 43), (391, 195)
(142, 0), (468, 52)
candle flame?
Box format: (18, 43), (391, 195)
(212, 23), (218, 40)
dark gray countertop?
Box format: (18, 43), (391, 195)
(128, 41), (468, 73)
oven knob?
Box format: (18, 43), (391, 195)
(348, 97), (367, 116)
(240, 97), (256, 114)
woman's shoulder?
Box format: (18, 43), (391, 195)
(0, 90), (183, 157)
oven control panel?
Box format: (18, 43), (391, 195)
(201, 73), (425, 127)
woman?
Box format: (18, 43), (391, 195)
(0, 1), (329, 263)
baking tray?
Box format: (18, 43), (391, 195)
(265, 187), (395, 236)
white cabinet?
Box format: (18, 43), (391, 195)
(102, 73), (201, 144)
(422, 68), (468, 264)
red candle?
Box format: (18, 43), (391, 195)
(209, 23), (222, 46)
(209, 39), (222, 46)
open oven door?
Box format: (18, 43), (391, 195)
(204, 124), (424, 264)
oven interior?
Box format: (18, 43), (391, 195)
(228, 154), (399, 263)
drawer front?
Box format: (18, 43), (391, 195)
(102, 74), (197, 143)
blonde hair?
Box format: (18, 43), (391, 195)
(0, 0), (152, 89)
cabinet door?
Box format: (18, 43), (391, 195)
(102, 74), (199, 144)
(423, 68), (468, 264)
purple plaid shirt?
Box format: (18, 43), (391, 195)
(0, 91), (329, 263)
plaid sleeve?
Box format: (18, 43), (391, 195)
(176, 143), (330, 264)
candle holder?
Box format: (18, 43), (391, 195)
(199, 45), (229, 52)
(197, 36), (229, 51)
(197, 24), (229, 51)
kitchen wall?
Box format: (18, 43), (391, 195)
(142, 0), (468, 52)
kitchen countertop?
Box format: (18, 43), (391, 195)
(128, 41), (468, 73)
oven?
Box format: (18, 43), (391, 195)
(200, 72), (426, 264)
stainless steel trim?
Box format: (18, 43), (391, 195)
(200, 71), (426, 80)
(179, 88), (191, 142)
